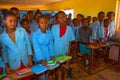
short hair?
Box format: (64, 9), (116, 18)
(82, 18), (88, 23)
(37, 15), (47, 23)
(10, 7), (19, 11)
(73, 18), (77, 22)
(21, 19), (29, 25)
(98, 11), (105, 17)
(107, 11), (115, 16)
(27, 11), (33, 15)
(57, 11), (65, 15)
(104, 19), (109, 23)
(3, 11), (16, 20)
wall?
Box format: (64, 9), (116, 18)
(44, 0), (117, 18)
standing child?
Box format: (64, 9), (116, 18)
(107, 11), (115, 37)
(52, 11), (75, 80)
(32, 16), (54, 80)
(0, 12), (32, 79)
(72, 18), (80, 40)
(79, 19), (92, 67)
(21, 19), (31, 35)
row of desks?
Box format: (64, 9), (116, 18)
(6, 56), (72, 80)
(72, 40), (120, 74)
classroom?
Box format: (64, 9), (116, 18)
(0, 0), (120, 80)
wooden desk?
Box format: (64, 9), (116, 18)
(87, 42), (118, 74)
(8, 71), (34, 80)
(7, 56), (72, 80)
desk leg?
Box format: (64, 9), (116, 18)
(89, 49), (94, 74)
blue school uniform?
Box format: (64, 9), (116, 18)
(52, 24), (75, 57)
(0, 28), (32, 70)
(108, 20), (115, 37)
(30, 20), (39, 33)
(32, 29), (54, 62)
(91, 21), (104, 41)
(0, 22), (5, 34)
(71, 26), (80, 40)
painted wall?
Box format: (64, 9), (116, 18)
(0, 0), (117, 18)
(44, 0), (117, 18)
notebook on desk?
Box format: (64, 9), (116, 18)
(31, 64), (47, 74)
(15, 67), (31, 76)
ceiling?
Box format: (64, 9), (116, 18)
(0, 0), (63, 5)
(0, 0), (64, 10)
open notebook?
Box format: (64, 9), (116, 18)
(47, 59), (57, 66)
(31, 64), (47, 74)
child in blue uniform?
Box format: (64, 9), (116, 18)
(0, 12), (32, 80)
(32, 16), (54, 80)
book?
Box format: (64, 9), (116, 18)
(55, 55), (72, 63)
(47, 59), (57, 66)
(15, 67), (31, 76)
(0, 74), (6, 78)
(31, 64), (47, 74)
(47, 64), (59, 70)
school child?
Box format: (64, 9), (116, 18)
(78, 19), (92, 67)
(107, 11), (115, 37)
(0, 12), (32, 79)
(76, 14), (84, 28)
(102, 19), (111, 63)
(22, 15), (28, 20)
(27, 11), (39, 33)
(92, 17), (97, 23)
(10, 7), (21, 28)
(21, 19), (31, 35)
(87, 16), (92, 25)
(72, 18), (80, 40)
(34, 11), (42, 22)
(66, 18), (71, 26)
(91, 11), (105, 44)
(52, 11), (75, 80)
(32, 16), (54, 80)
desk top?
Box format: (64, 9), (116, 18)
(87, 42), (118, 50)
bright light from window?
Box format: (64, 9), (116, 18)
(64, 9), (74, 19)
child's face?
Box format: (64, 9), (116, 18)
(58, 13), (67, 24)
(28, 13), (33, 22)
(104, 21), (110, 28)
(35, 13), (42, 21)
(82, 20), (88, 27)
(73, 20), (79, 26)
(38, 18), (48, 30)
(22, 21), (30, 29)
(98, 13), (105, 21)
(4, 15), (17, 30)
(107, 13), (114, 20)
(77, 15), (82, 22)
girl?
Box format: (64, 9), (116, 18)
(21, 19), (31, 35)
(32, 16), (54, 80)
(0, 12), (32, 79)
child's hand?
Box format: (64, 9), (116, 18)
(28, 60), (33, 67)
(50, 56), (54, 60)
(41, 60), (47, 66)
(6, 67), (12, 74)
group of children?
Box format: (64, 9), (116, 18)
(0, 7), (115, 80)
